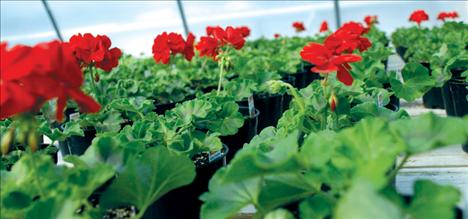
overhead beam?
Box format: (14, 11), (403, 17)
(333, 0), (342, 28)
(41, 0), (63, 41)
(176, 0), (190, 36)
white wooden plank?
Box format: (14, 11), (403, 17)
(396, 167), (468, 212)
(401, 145), (468, 168)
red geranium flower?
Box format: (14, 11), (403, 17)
(274, 33), (281, 39)
(300, 42), (362, 86)
(324, 22), (371, 54)
(152, 32), (171, 64)
(235, 26), (251, 37)
(69, 33), (121, 72)
(196, 36), (219, 59)
(437, 11), (459, 21)
(292, 21), (306, 32)
(95, 47), (122, 72)
(364, 15), (378, 26)
(225, 26), (245, 50)
(196, 26), (247, 60)
(1, 41), (100, 121)
(205, 26), (246, 50)
(409, 10), (429, 25)
(319, 21), (329, 33)
(152, 32), (196, 64)
(184, 32), (196, 61)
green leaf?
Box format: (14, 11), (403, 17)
(24, 197), (83, 219)
(206, 102), (244, 136)
(94, 111), (124, 133)
(335, 181), (403, 219)
(258, 173), (316, 211)
(222, 131), (304, 183)
(200, 168), (262, 219)
(407, 180), (461, 219)
(335, 118), (404, 188)
(170, 99), (212, 123)
(390, 113), (467, 154)
(350, 102), (409, 121)
(68, 135), (143, 172)
(2, 191), (31, 210)
(300, 130), (339, 169)
(299, 194), (334, 219)
(100, 146), (196, 215)
(264, 209), (295, 219)
(390, 63), (436, 101)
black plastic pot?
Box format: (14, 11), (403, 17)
(238, 94), (284, 131)
(420, 63), (445, 109)
(58, 127), (97, 156)
(293, 71), (321, 89)
(442, 68), (467, 117)
(221, 106), (259, 162)
(383, 83), (400, 111)
(442, 82), (456, 116)
(422, 87), (445, 109)
(281, 75), (296, 112)
(449, 79), (468, 117)
(395, 46), (408, 62)
(143, 145), (228, 219)
(463, 143), (468, 153)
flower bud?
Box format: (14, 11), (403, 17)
(1, 128), (14, 155)
(329, 94), (337, 112)
(94, 72), (100, 82)
(28, 131), (38, 152)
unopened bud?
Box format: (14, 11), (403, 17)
(329, 94), (338, 112)
(28, 131), (38, 152)
(1, 128), (14, 155)
(94, 73), (100, 82)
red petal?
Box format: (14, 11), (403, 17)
(332, 54), (362, 65)
(337, 65), (354, 86)
(67, 88), (101, 113)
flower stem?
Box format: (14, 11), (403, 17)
(88, 66), (99, 100)
(388, 154), (409, 182)
(217, 56), (226, 95)
(29, 155), (46, 198)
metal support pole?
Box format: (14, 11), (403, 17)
(333, 0), (341, 29)
(41, 0), (63, 41)
(176, 0), (190, 37)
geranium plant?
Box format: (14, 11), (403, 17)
(1, 40), (101, 153)
(196, 26), (247, 94)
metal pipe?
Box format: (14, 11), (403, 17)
(176, 0), (190, 37)
(41, 0), (63, 41)
(333, 0), (342, 28)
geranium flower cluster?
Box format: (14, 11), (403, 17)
(292, 21), (306, 32)
(195, 26), (247, 60)
(300, 22), (372, 86)
(437, 11), (459, 21)
(409, 10), (429, 26)
(1, 41), (101, 121)
(69, 33), (122, 72)
(152, 32), (195, 64)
